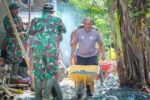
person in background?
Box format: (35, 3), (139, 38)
(71, 17), (105, 96)
(27, 3), (66, 100)
(3, 2), (24, 77)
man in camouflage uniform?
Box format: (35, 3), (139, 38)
(27, 3), (66, 100)
(3, 2), (24, 76)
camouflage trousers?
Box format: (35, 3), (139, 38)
(33, 53), (59, 80)
(6, 36), (22, 63)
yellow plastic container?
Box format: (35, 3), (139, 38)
(110, 48), (118, 60)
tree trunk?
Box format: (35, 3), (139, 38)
(115, 0), (150, 90)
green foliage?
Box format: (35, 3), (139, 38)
(69, 0), (112, 48)
(95, 19), (111, 39)
(69, 0), (108, 19)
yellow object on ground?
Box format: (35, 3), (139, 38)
(68, 65), (99, 92)
(16, 89), (24, 94)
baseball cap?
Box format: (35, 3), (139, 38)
(9, 2), (20, 10)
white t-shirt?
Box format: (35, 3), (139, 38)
(73, 28), (102, 57)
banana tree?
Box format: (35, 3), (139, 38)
(106, 0), (150, 92)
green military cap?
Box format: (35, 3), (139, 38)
(9, 2), (20, 9)
(42, 3), (55, 12)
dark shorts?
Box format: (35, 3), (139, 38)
(77, 55), (98, 65)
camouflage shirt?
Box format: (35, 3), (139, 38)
(27, 12), (66, 55)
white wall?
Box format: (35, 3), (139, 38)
(0, 0), (11, 49)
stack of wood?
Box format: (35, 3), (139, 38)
(0, 57), (34, 99)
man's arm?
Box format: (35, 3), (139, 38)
(58, 18), (67, 42)
(70, 29), (79, 64)
(96, 30), (105, 60)
(25, 18), (38, 40)
(98, 43), (105, 60)
(70, 28), (78, 46)
(71, 42), (77, 64)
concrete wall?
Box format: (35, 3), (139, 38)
(0, 0), (66, 49)
(0, 0), (11, 49)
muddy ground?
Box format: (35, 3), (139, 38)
(12, 72), (150, 100)
(61, 73), (150, 100)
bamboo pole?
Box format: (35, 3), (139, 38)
(28, 0), (31, 27)
(0, 86), (12, 96)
